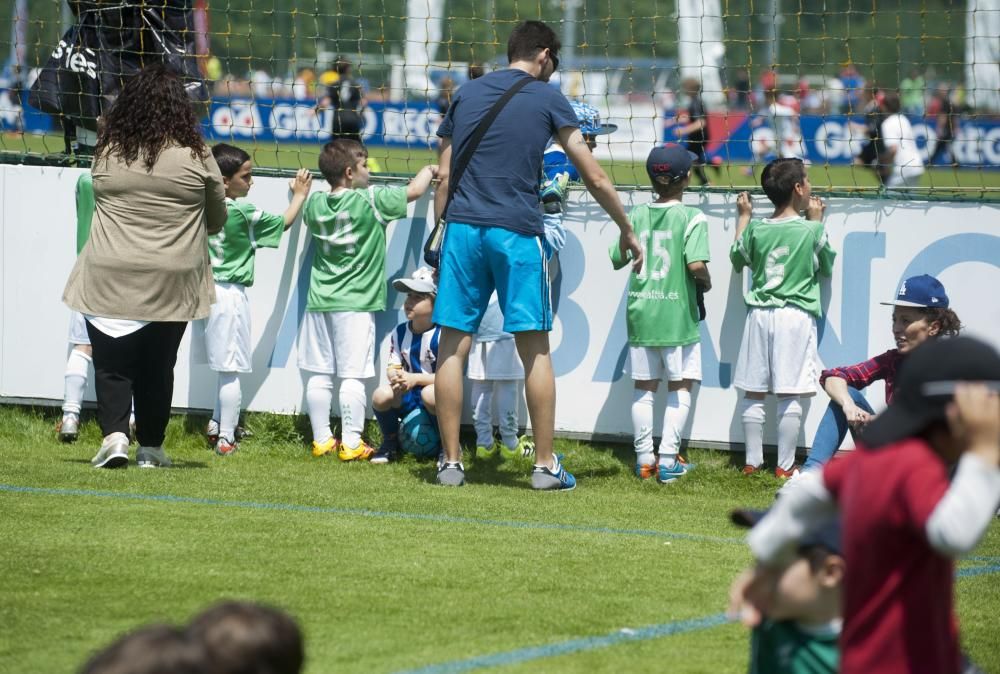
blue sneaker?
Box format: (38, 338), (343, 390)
(531, 459), (576, 491)
(657, 460), (688, 484)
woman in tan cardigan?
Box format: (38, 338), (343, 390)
(63, 65), (227, 469)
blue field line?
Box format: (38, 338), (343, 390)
(394, 614), (731, 674)
(0, 484), (743, 545)
(957, 564), (1000, 578)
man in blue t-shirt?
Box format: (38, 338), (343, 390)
(432, 20), (643, 490)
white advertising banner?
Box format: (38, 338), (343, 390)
(2, 164), (999, 449)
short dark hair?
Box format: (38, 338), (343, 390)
(318, 139), (368, 184)
(467, 63), (485, 80)
(882, 91), (902, 114)
(80, 625), (207, 674)
(507, 21), (560, 64)
(212, 143), (252, 178)
(187, 601), (303, 674)
(761, 158), (807, 208)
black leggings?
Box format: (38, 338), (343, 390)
(86, 321), (187, 447)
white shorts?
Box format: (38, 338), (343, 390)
(467, 338), (524, 381)
(296, 310), (375, 378)
(734, 306), (821, 395)
(629, 343), (702, 382)
(192, 282), (252, 373)
(68, 310), (90, 345)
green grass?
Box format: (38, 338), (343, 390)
(4, 131), (1000, 199)
(1, 405), (999, 673)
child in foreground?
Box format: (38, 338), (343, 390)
(731, 336), (1000, 674)
(298, 139), (437, 461)
(731, 158), (836, 478)
(197, 143), (312, 455)
(371, 267), (442, 463)
(611, 143), (711, 484)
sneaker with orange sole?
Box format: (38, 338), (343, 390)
(743, 464), (763, 476)
(338, 440), (375, 462)
(311, 437), (340, 458)
(775, 466), (800, 480)
(635, 463), (656, 480)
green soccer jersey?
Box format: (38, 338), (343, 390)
(730, 215), (836, 318)
(75, 172), (94, 255)
(749, 620), (839, 674)
(609, 201), (710, 347)
(304, 186), (408, 312)
(208, 198), (286, 287)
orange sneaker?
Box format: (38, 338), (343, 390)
(775, 466), (800, 480)
(635, 462), (656, 480)
(338, 440), (375, 462)
(743, 464), (762, 476)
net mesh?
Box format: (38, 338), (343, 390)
(1, 0), (998, 199)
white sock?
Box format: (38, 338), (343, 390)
(470, 380), (494, 447)
(776, 397), (802, 470)
(62, 349), (91, 416)
(216, 372), (242, 443)
(632, 388), (655, 465)
(494, 380), (519, 449)
(741, 398), (766, 468)
(339, 378), (367, 448)
(306, 374), (334, 444)
(659, 389), (692, 466)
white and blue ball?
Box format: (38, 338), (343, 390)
(399, 406), (441, 459)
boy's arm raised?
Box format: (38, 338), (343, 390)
(407, 164), (439, 203)
(283, 168), (313, 229)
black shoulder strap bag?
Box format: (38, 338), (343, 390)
(423, 76), (533, 268)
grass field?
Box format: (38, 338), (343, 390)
(4, 131), (1000, 199)
(2, 405), (999, 673)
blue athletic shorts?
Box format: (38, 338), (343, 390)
(432, 222), (552, 333)
(400, 388), (423, 416)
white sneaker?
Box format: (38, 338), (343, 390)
(58, 413), (80, 443)
(91, 432), (130, 469)
(136, 446), (172, 468)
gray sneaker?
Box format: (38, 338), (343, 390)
(91, 432), (130, 469)
(531, 459), (577, 491)
(436, 461), (465, 486)
(58, 413), (80, 443)
(136, 446), (172, 468)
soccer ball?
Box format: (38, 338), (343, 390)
(399, 406), (441, 459)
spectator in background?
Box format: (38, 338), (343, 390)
(838, 63), (865, 113)
(928, 85), (959, 167)
(879, 91), (925, 188)
(900, 69), (926, 115)
(854, 87), (888, 184)
(80, 625), (207, 674)
(673, 78), (712, 185)
(435, 76), (455, 115)
(325, 56), (366, 141)
(63, 65), (228, 470)
(188, 601), (304, 674)
(732, 69), (751, 110)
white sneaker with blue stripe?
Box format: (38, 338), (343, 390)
(531, 458), (576, 491)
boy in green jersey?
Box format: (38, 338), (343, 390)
(729, 508), (844, 674)
(610, 144), (712, 484)
(197, 143), (313, 455)
(58, 171), (97, 443)
(298, 139), (437, 461)
(731, 158), (836, 478)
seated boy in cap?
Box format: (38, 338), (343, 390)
(610, 143), (711, 484)
(371, 267), (442, 463)
(731, 336), (1000, 674)
(729, 509), (844, 674)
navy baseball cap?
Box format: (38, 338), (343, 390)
(880, 274), (949, 308)
(647, 143), (697, 183)
(731, 508), (842, 555)
(861, 336), (1000, 448)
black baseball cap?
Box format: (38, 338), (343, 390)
(646, 143), (697, 183)
(731, 508), (842, 555)
(861, 336), (1000, 448)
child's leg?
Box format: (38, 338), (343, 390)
(339, 378), (367, 448)
(372, 385), (402, 452)
(305, 373), (335, 444)
(493, 380), (519, 450)
(632, 381), (658, 467)
(659, 380), (693, 469)
(470, 380), (495, 448)
(420, 385), (436, 415)
(216, 372), (242, 443)
(740, 393), (766, 469)
(62, 345), (92, 419)
(776, 395), (802, 471)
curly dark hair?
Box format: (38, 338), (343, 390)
(923, 307), (963, 337)
(95, 64), (207, 171)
